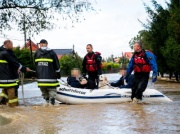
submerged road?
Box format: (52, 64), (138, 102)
(0, 74), (180, 134)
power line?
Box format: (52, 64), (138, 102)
(0, 35), (23, 41)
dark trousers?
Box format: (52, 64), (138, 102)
(87, 72), (98, 89)
(131, 73), (149, 100)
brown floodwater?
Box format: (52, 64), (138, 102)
(0, 79), (180, 134)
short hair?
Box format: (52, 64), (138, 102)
(3, 40), (12, 45)
(134, 41), (143, 48)
(71, 68), (80, 75)
(87, 44), (93, 48)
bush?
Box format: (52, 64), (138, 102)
(60, 54), (83, 76)
(102, 62), (120, 73)
(13, 47), (34, 78)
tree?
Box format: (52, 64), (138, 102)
(60, 53), (83, 75)
(129, 30), (152, 50)
(129, 0), (170, 75)
(101, 62), (120, 73)
(118, 56), (129, 68)
(13, 46), (34, 77)
(129, 0), (180, 80)
(163, 0), (180, 80)
(0, 0), (94, 36)
(14, 47), (31, 67)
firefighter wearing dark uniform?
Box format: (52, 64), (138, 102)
(82, 44), (102, 89)
(34, 39), (61, 105)
(126, 41), (158, 103)
(0, 40), (30, 107)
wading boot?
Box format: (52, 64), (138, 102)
(50, 98), (55, 105)
(132, 97), (138, 104)
(43, 98), (49, 106)
(137, 99), (143, 104)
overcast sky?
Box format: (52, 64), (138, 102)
(0, 0), (168, 58)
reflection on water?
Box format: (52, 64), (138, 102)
(0, 75), (180, 134)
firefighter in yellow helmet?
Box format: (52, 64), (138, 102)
(0, 40), (31, 107)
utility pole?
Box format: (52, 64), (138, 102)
(29, 37), (33, 68)
(72, 44), (75, 57)
(72, 44), (81, 69)
(23, 14), (27, 47)
(122, 52), (124, 64)
(112, 54), (114, 62)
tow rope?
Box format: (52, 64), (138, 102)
(59, 79), (71, 87)
(19, 72), (26, 105)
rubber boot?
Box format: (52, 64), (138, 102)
(0, 89), (8, 105)
(50, 98), (55, 105)
(7, 88), (18, 107)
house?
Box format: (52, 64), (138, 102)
(22, 40), (39, 52)
(53, 49), (73, 59)
(114, 52), (133, 63)
(123, 52), (133, 60)
(22, 40), (73, 59)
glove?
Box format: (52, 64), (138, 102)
(152, 76), (157, 83)
(56, 72), (61, 79)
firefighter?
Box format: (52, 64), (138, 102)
(0, 40), (31, 107)
(82, 44), (102, 89)
(126, 41), (158, 103)
(34, 39), (61, 105)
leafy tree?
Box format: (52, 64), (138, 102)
(0, 0), (94, 36)
(102, 62), (120, 73)
(129, 30), (153, 50)
(13, 47), (34, 77)
(129, 0), (170, 75)
(60, 53), (83, 76)
(118, 56), (129, 68)
(129, 0), (180, 80)
(164, 0), (180, 73)
(14, 47), (31, 67)
(105, 55), (114, 62)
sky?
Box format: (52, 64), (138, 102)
(0, 0), (168, 58)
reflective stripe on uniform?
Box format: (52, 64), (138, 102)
(0, 79), (18, 82)
(0, 83), (18, 87)
(35, 58), (53, 62)
(9, 98), (18, 104)
(0, 93), (8, 99)
(56, 69), (60, 72)
(37, 79), (57, 82)
(38, 82), (59, 87)
(0, 60), (8, 63)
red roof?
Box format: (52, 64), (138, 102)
(123, 52), (133, 59)
(113, 52), (133, 63)
(22, 40), (39, 51)
(57, 55), (62, 59)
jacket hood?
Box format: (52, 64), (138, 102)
(39, 47), (52, 55)
(0, 45), (5, 52)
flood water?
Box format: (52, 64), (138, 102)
(0, 74), (180, 134)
